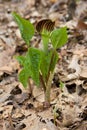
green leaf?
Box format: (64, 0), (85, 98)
(12, 12), (34, 45)
(18, 55), (32, 88)
(26, 47), (42, 86)
(50, 27), (68, 49)
(18, 47), (42, 87)
(16, 55), (26, 66)
(40, 50), (52, 82)
(19, 67), (30, 88)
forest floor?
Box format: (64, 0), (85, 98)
(0, 0), (87, 130)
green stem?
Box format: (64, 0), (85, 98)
(47, 49), (56, 82)
(49, 49), (56, 71)
(44, 71), (54, 107)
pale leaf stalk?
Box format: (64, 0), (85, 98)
(44, 71), (54, 106)
(40, 74), (46, 91)
(28, 79), (33, 94)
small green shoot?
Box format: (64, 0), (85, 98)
(53, 106), (59, 125)
(59, 81), (64, 90)
(12, 12), (68, 108)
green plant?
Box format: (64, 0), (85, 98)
(59, 81), (64, 90)
(12, 12), (68, 108)
(52, 106), (59, 125)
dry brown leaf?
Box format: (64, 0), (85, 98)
(21, 113), (37, 130)
(0, 59), (19, 76)
(1, 105), (13, 119)
(23, 118), (58, 130)
(67, 0), (76, 19)
(0, 81), (18, 103)
(12, 108), (24, 119)
(75, 1), (87, 19)
(80, 67), (87, 79)
(14, 92), (29, 104)
(3, 119), (15, 130)
(76, 121), (87, 130)
(77, 20), (87, 30)
(0, 66), (13, 75)
(0, 123), (3, 130)
(62, 20), (76, 29)
(67, 55), (81, 80)
(0, 92), (11, 104)
(0, 39), (17, 75)
(32, 86), (44, 102)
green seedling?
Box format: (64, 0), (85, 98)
(59, 81), (64, 90)
(52, 106), (59, 125)
(12, 12), (68, 108)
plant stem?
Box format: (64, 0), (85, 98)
(44, 49), (57, 107)
(40, 74), (46, 91)
(28, 79), (32, 94)
(47, 49), (56, 81)
(44, 71), (54, 107)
